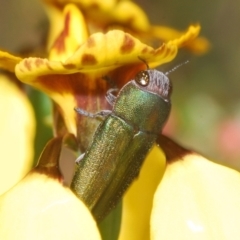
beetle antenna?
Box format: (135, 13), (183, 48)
(138, 56), (149, 69)
(165, 60), (189, 76)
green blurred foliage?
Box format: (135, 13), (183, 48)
(28, 88), (53, 164)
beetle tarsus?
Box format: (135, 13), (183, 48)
(74, 107), (112, 119)
(106, 88), (118, 105)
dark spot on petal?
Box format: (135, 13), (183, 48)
(24, 60), (31, 71)
(81, 54), (97, 65)
(65, 11), (71, 34)
(51, 11), (71, 54)
(35, 58), (44, 67)
(141, 47), (149, 54)
(120, 34), (135, 54)
(64, 63), (76, 69)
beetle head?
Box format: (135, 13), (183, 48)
(134, 70), (172, 102)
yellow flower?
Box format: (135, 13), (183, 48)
(43, 0), (209, 54)
(118, 145), (166, 240)
(14, 4), (201, 140)
(0, 74), (35, 195)
(120, 136), (240, 240)
(0, 137), (101, 240)
(0, 1), (224, 240)
(152, 156), (240, 239)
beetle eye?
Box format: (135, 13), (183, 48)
(135, 70), (150, 86)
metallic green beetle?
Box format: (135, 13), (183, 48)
(71, 68), (171, 221)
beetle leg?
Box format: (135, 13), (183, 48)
(106, 88), (118, 105)
(102, 75), (118, 105)
(102, 75), (116, 88)
(74, 107), (112, 118)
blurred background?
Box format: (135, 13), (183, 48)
(0, 0), (240, 169)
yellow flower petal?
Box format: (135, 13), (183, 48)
(64, 30), (178, 69)
(151, 153), (240, 239)
(16, 26), (200, 78)
(0, 51), (22, 72)
(0, 74), (35, 195)
(119, 145), (166, 240)
(14, 33), (166, 135)
(48, 4), (89, 61)
(43, 0), (209, 55)
(44, 0), (116, 10)
(0, 172), (101, 240)
(15, 26), (199, 147)
(0, 136), (100, 239)
(43, 3), (65, 51)
(96, 0), (150, 32)
(151, 25), (210, 55)
(15, 26), (199, 136)
(44, 0), (150, 32)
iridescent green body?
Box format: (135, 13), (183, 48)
(71, 69), (171, 221)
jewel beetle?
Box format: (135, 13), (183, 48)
(71, 68), (171, 221)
